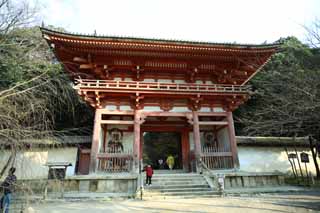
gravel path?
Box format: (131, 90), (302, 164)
(26, 192), (320, 213)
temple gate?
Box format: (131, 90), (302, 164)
(41, 27), (278, 174)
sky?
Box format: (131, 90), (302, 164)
(38, 0), (319, 44)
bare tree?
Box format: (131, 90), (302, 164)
(304, 18), (320, 48)
(0, 0), (37, 35)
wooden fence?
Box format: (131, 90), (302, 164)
(97, 149), (133, 173)
(201, 145), (233, 169)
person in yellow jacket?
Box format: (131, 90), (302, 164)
(166, 155), (175, 170)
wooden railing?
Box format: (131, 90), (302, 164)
(201, 145), (233, 169)
(97, 149), (133, 173)
(201, 155), (233, 169)
(74, 79), (250, 93)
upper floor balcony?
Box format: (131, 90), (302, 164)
(74, 79), (251, 95)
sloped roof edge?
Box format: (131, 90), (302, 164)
(40, 27), (281, 50)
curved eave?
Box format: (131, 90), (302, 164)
(40, 27), (281, 54)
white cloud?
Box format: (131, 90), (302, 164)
(39, 0), (319, 44)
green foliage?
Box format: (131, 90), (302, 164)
(235, 37), (320, 138)
(0, 26), (93, 144)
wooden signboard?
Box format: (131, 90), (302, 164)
(288, 153), (297, 159)
(300, 152), (309, 163)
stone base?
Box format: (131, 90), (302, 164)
(206, 171), (285, 189)
(17, 174), (138, 198)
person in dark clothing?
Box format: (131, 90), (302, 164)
(1, 167), (17, 213)
(145, 165), (153, 186)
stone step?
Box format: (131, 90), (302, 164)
(145, 187), (212, 193)
(144, 190), (218, 197)
(153, 170), (186, 174)
(148, 176), (204, 180)
(142, 193), (220, 200)
(146, 183), (210, 189)
(149, 179), (207, 184)
(151, 176), (203, 180)
(143, 173), (214, 198)
(149, 172), (201, 177)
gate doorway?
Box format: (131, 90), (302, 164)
(143, 132), (182, 170)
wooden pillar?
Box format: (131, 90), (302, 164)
(140, 131), (143, 160)
(192, 111), (201, 172)
(102, 125), (107, 152)
(181, 128), (190, 171)
(227, 111), (240, 169)
(89, 109), (102, 173)
(134, 110), (142, 172)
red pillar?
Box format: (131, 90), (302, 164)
(192, 111), (201, 172)
(89, 109), (102, 173)
(181, 128), (190, 171)
(134, 110), (142, 172)
(227, 111), (240, 169)
(140, 131), (143, 160)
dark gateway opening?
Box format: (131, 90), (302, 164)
(143, 132), (182, 170)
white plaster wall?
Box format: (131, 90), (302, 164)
(238, 146), (320, 175)
(105, 105), (117, 110)
(120, 105), (131, 111)
(199, 107), (211, 112)
(171, 107), (191, 112)
(158, 79), (171, 83)
(213, 107), (225, 112)
(0, 147), (77, 180)
(143, 106), (162, 112)
(143, 79), (155, 82)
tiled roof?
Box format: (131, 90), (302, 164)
(40, 27), (281, 50)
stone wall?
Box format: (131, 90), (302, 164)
(17, 175), (138, 197)
(208, 172), (285, 189)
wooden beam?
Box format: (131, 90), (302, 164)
(97, 153), (132, 158)
(100, 120), (134, 125)
(201, 152), (232, 157)
(142, 111), (189, 117)
(99, 110), (134, 115)
(198, 121), (228, 126)
(141, 126), (191, 132)
(73, 57), (87, 63)
(197, 112), (227, 117)
(80, 64), (94, 69)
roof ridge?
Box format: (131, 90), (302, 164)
(40, 27), (282, 49)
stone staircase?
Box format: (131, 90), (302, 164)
(142, 171), (218, 199)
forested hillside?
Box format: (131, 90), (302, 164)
(235, 36), (320, 140)
(0, 23), (93, 145)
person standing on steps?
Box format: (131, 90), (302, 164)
(0, 167), (17, 213)
(166, 155), (175, 170)
(145, 165), (153, 186)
